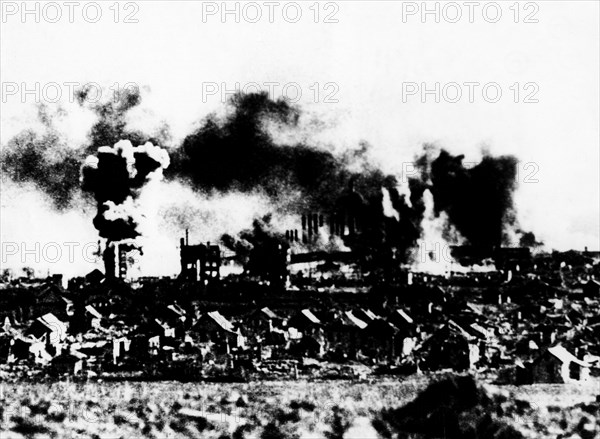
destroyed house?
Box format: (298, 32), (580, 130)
(11, 335), (53, 363)
(112, 337), (132, 364)
(166, 304), (187, 324)
(327, 311), (367, 357)
(288, 309), (322, 337)
(27, 313), (67, 345)
(388, 309), (416, 335)
(151, 319), (176, 339)
(193, 311), (242, 352)
(84, 305), (102, 328)
(416, 320), (481, 371)
(33, 283), (71, 318)
(328, 310), (367, 334)
(361, 319), (399, 360)
(530, 345), (592, 383)
(246, 307), (283, 333)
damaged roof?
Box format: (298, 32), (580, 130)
(547, 345), (592, 368)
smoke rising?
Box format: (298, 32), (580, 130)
(1, 89), (532, 276)
(81, 140), (170, 243)
(415, 148), (520, 249)
(0, 106), (88, 210)
(168, 92), (425, 261)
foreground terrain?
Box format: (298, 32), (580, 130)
(1, 375), (599, 438)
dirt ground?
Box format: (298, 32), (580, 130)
(0, 377), (598, 438)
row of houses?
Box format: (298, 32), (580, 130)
(1, 270), (599, 382)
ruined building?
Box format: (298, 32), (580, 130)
(179, 231), (221, 283)
(103, 243), (131, 280)
(285, 183), (366, 246)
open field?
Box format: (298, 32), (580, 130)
(1, 377), (599, 438)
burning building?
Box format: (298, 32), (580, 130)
(179, 231), (221, 283)
(81, 139), (170, 280)
(103, 243), (126, 280)
(290, 183), (366, 246)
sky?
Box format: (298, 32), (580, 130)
(1, 0), (599, 278)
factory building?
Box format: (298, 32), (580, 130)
(179, 231), (221, 284)
(285, 183), (366, 246)
(103, 243), (131, 280)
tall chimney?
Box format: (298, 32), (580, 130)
(118, 244), (127, 279)
(103, 244), (116, 279)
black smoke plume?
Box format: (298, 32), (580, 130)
(221, 214), (285, 277)
(1, 129), (83, 209)
(170, 92), (423, 261)
(413, 147), (521, 249)
(2, 88), (532, 275)
(80, 86), (171, 156)
(81, 140), (169, 242)
(0, 87), (170, 211)
(0, 104), (86, 210)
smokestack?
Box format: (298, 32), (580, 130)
(118, 244), (127, 279)
(186, 229), (189, 246)
(103, 244), (116, 279)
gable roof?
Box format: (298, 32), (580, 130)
(85, 269), (105, 283)
(343, 311), (368, 329)
(27, 313), (67, 341)
(359, 308), (379, 322)
(301, 309), (321, 325)
(34, 283), (66, 303)
(547, 345), (591, 367)
(465, 303), (484, 315)
(469, 323), (493, 339)
(393, 309), (414, 325)
(260, 307), (280, 320)
(206, 311), (236, 333)
(34, 313), (66, 332)
(85, 305), (102, 319)
(167, 303), (186, 317)
(446, 320), (477, 342)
